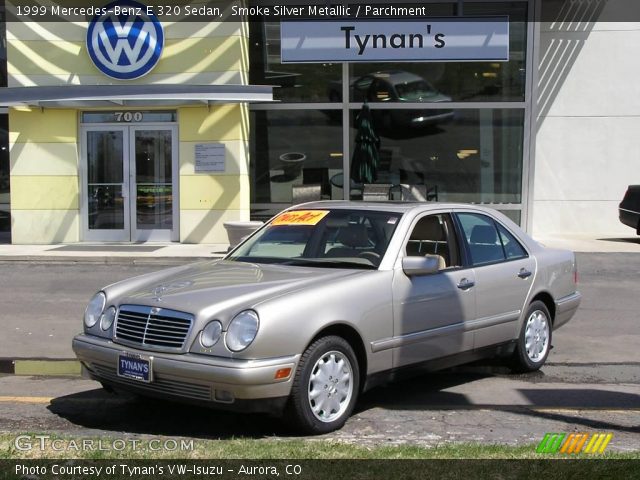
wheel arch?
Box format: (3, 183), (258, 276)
(306, 323), (368, 393)
(529, 291), (556, 325)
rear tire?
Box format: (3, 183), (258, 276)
(510, 300), (552, 373)
(285, 336), (359, 434)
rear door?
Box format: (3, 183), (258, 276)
(454, 212), (535, 348)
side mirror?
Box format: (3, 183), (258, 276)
(402, 255), (441, 277)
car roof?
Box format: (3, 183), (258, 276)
(370, 70), (425, 84)
(291, 201), (500, 215)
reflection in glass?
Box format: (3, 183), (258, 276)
(135, 130), (173, 230)
(350, 109), (524, 204)
(349, 4), (527, 102)
(249, 20), (342, 103)
(88, 185), (124, 230)
(136, 185), (173, 230)
(250, 110), (343, 218)
(87, 131), (123, 184)
(87, 131), (124, 230)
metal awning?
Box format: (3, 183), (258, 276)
(0, 84), (275, 108)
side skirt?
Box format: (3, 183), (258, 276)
(362, 341), (517, 392)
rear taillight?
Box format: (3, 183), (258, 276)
(573, 257), (579, 284)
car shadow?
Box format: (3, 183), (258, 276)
(47, 389), (291, 439)
(47, 365), (640, 437)
(45, 365), (497, 438)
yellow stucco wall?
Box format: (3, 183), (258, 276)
(178, 105), (250, 243)
(9, 108), (80, 243)
(8, 0), (250, 244)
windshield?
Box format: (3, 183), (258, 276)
(227, 209), (402, 269)
(395, 80), (439, 101)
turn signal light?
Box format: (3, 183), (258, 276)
(274, 368), (292, 380)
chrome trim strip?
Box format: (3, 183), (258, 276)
(370, 311), (520, 353)
(466, 310), (521, 330)
(555, 291), (582, 312)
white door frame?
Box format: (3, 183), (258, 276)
(80, 123), (179, 242)
(129, 124), (179, 242)
(80, 125), (131, 242)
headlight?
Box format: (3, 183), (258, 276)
(200, 320), (222, 348)
(100, 306), (117, 331)
(84, 292), (106, 328)
(226, 310), (259, 352)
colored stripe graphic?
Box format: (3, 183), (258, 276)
(536, 433), (566, 453)
(538, 433), (614, 454)
(584, 433), (614, 454)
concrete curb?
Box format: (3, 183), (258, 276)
(0, 359), (81, 376)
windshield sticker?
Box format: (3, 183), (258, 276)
(387, 217), (399, 224)
(272, 210), (330, 226)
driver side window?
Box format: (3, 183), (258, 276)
(405, 214), (459, 269)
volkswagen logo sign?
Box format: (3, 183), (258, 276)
(87, 0), (164, 80)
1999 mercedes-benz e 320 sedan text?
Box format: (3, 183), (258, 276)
(73, 202), (581, 434)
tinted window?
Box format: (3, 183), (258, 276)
(457, 213), (505, 266)
(496, 223), (528, 260)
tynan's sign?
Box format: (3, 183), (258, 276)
(87, 0), (164, 80)
(281, 18), (509, 63)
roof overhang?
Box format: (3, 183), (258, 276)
(0, 84), (275, 108)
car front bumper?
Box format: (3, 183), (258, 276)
(72, 334), (299, 413)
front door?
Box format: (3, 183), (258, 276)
(391, 213), (476, 368)
(81, 124), (178, 242)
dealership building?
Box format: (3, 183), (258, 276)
(0, 0), (636, 245)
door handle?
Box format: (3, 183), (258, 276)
(457, 278), (475, 290)
(517, 268), (532, 279)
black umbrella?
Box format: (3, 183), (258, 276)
(351, 102), (380, 184)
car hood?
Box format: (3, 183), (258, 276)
(111, 260), (363, 320)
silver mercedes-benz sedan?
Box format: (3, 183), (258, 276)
(73, 202), (581, 434)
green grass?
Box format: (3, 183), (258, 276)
(1, 433), (639, 460)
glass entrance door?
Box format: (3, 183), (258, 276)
(82, 125), (178, 242)
(131, 127), (176, 241)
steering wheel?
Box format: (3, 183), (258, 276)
(357, 251), (381, 265)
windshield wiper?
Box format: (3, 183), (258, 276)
(281, 259), (376, 270)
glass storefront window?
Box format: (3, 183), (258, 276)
(349, 4), (527, 102)
(349, 108), (523, 204)
(250, 110), (343, 218)
(249, 1), (531, 226)
(249, 21), (342, 103)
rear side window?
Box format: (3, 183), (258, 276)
(456, 213), (528, 266)
(496, 223), (528, 260)
(457, 213), (504, 266)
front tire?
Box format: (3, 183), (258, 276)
(511, 300), (552, 373)
(285, 336), (359, 434)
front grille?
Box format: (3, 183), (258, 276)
(115, 305), (193, 350)
(91, 363), (211, 401)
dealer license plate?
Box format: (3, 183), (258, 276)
(117, 353), (153, 383)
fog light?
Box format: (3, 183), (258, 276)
(214, 390), (234, 404)
(100, 307), (117, 331)
(200, 320), (222, 348)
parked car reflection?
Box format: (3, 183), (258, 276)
(330, 70), (454, 132)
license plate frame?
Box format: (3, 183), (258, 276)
(117, 352), (153, 383)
